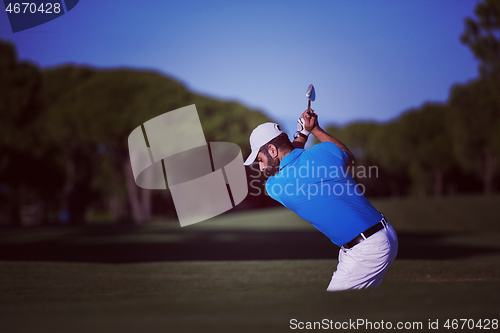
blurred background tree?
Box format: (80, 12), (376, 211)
(397, 103), (455, 197)
(457, 0), (500, 195)
(461, 0), (500, 79)
(321, 0), (500, 198)
(39, 67), (273, 224)
(448, 78), (500, 195)
(0, 40), (63, 225)
(0, 40), (273, 225)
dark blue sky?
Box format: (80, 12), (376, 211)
(1, 0), (481, 132)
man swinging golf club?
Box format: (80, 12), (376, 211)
(244, 86), (398, 291)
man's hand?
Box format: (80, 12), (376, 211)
(297, 117), (310, 136)
(301, 109), (319, 133)
(293, 109), (319, 149)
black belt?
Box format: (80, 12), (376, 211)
(342, 217), (388, 249)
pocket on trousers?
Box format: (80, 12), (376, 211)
(353, 238), (391, 264)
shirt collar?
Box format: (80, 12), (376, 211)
(279, 148), (302, 171)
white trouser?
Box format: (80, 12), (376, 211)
(326, 222), (398, 291)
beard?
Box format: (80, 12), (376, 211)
(263, 155), (280, 177)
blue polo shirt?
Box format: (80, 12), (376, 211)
(265, 142), (382, 246)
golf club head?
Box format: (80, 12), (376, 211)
(306, 84), (315, 102)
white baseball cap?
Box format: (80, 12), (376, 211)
(244, 122), (283, 165)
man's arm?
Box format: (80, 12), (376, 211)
(292, 135), (307, 149)
(301, 110), (356, 165)
(311, 126), (355, 165)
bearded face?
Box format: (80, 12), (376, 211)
(263, 154), (280, 177)
(257, 149), (280, 177)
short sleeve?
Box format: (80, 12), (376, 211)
(311, 142), (348, 165)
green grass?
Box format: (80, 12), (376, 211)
(1, 195), (500, 332)
(2, 194), (499, 245)
(371, 194), (500, 232)
(0, 259), (499, 333)
(185, 194), (500, 232)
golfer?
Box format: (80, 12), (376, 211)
(244, 110), (398, 291)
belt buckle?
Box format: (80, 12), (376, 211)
(381, 213), (388, 227)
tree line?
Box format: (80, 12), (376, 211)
(1, 0), (498, 225)
(0, 40), (272, 225)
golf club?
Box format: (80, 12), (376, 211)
(306, 84), (315, 115)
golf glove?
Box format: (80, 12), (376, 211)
(297, 117), (310, 136)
